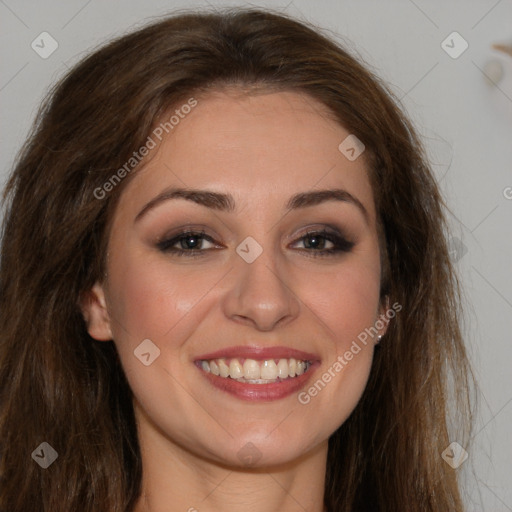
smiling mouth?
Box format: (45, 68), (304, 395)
(196, 357), (313, 384)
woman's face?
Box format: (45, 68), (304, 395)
(84, 89), (388, 467)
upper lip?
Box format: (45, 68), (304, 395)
(195, 345), (320, 362)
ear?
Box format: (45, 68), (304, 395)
(79, 282), (113, 341)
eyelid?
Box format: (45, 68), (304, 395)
(287, 223), (352, 242)
(156, 224), (219, 243)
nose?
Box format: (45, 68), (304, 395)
(221, 246), (300, 331)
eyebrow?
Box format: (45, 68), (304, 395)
(134, 187), (369, 224)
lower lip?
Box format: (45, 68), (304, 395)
(196, 362), (320, 401)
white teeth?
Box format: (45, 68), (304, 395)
(243, 359), (260, 379)
(229, 359), (244, 379)
(199, 357), (312, 382)
(277, 358), (289, 379)
(288, 358), (297, 377)
(210, 360), (220, 376)
(260, 360), (278, 380)
(236, 378), (278, 384)
(218, 359), (230, 378)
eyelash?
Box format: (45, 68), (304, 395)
(156, 228), (354, 258)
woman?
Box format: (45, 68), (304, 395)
(0, 8), (473, 512)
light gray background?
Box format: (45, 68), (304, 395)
(1, 1), (511, 510)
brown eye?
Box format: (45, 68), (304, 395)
(291, 229), (354, 256)
(157, 231), (218, 255)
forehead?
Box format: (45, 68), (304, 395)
(116, 89), (376, 223)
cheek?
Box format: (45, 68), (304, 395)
(293, 255), (380, 415)
(104, 253), (220, 422)
(106, 249), (221, 342)
(301, 257), (381, 347)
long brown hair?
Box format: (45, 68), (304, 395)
(0, 7), (473, 511)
